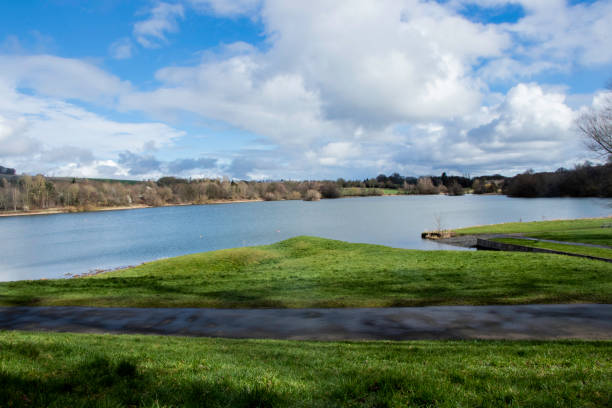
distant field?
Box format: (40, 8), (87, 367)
(340, 187), (384, 196)
(1, 236), (611, 308)
(1, 331), (609, 407)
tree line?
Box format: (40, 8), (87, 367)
(0, 162), (609, 212)
(503, 162), (612, 198)
(0, 172), (490, 212)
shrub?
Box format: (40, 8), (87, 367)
(319, 182), (341, 198)
(447, 182), (464, 196)
(416, 177), (438, 194)
(303, 189), (321, 201)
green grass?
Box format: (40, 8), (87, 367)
(524, 228), (612, 247)
(492, 238), (612, 260)
(340, 187), (384, 197)
(1, 236), (611, 308)
(454, 217), (612, 238)
(1, 330), (610, 407)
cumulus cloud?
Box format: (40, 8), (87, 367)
(2, 0), (611, 179)
(134, 2), (185, 48)
(0, 74), (184, 177)
(120, 0), (510, 154)
(121, 51), (341, 147)
(391, 83), (583, 175)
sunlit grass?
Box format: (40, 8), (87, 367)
(454, 217), (612, 239)
(492, 237), (612, 259)
(1, 236), (610, 308)
(0, 330), (610, 407)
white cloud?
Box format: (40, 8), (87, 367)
(0, 77), (184, 177)
(459, 0), (612, 82)
(0, 55), (130, 105)
(316, 142), (363, 166)
(187, 0), (260, 16)
(2, 0), (611, 179)
(121, 1), (511, 150)
(134, 2), (185, 48)
(115, 0), (608, 178)
(391, 83), (584, 175)
(121, 51), (342, 147)
(0, 115), (38, 157)
(109, 38), (133, 59)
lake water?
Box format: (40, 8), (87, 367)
(1, 195), (610, 281)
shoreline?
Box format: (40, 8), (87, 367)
(0, 194), (410, 218)
(0, 199), (265, 218)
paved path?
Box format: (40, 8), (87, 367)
(1, 304), (610, 340)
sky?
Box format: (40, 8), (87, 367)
(0, 0), (611, 180)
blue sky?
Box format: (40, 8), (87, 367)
(0, 0), (611, 180)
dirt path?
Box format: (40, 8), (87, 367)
(1, 304), (610, 340)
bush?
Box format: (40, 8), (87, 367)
(303, 189), (321, 201)
(447, 182), (464, 196)
(416, 177), (438, 194)
(319, 182), (341, 198)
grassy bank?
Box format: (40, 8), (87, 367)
(1, 236), (611, 308)
(1, 330), (610, 407)
(454, 217), (612, 246)
(492, 237), (612, 259)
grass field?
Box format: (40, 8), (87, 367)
(522, 228), (612, 247)
(454, 217), (612, 246)
(492, 237), (612, 259)
(1, 236), (611, 308)
(1, 330), (610, 407)
(340, 187), (384, 197)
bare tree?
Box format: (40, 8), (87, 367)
(577, 82), (612, 158)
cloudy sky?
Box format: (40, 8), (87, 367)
(0, 0), (611, 180)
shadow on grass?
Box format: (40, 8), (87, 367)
(0, 354), (289, 408)
(1, 336), (611, 407)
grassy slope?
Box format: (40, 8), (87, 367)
(454, 217), (612, 245)
(1, 236), (611, 308)
(523, 228), (612, 247)
(1, 331), (610, 408)
(492, 237), (612, 259)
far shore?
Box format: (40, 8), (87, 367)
(0, 199), (265, 218)
(0, 192), (423, 218)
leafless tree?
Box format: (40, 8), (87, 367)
(577, 82), (612, 158)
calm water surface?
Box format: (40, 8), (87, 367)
(1, 195), (610, 281)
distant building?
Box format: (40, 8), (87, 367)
(0, 165), (16, 175)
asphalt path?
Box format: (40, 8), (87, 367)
(1, 304), (610, 340)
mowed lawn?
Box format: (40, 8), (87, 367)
(492, 237), (612, 260)
(1, 236), (611, 308)
(1, 330), (610, 407)
(454, 217), (612, 247)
